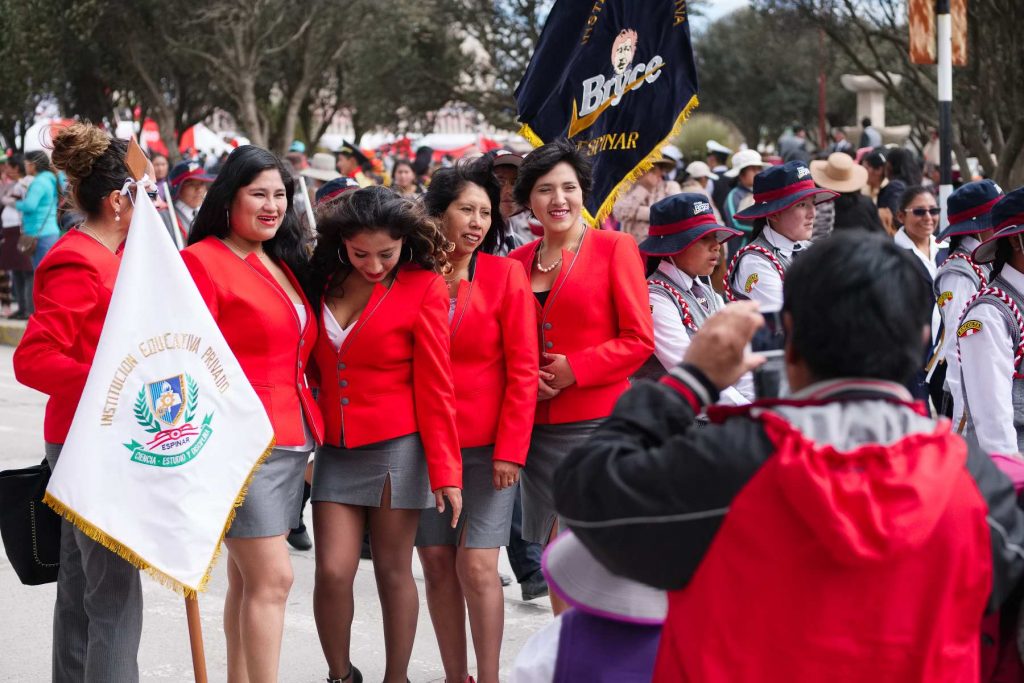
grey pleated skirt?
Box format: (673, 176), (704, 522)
(416, 446), (517, 548)
(520, 420), (602, 544)
(227, 448), (310, 538)
(311, 433), (433, 510)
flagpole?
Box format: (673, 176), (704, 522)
(297, 175), (317, 230)
(162, 182), (185, 250)
(185, 596), (209, 683)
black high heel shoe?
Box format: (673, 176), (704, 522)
(326, 664), (362, 683)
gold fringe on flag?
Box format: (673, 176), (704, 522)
(517, 94), (701, 228)
(43, 436), (276, 598)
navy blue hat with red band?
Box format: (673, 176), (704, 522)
(733, 161), (838, 221)
(973, 186), (1024, 263)
(168, 161), (216, 198)
(937, 179), (1004, 241)
(315, 177), (361, 207)
(638, 192), (741, 257)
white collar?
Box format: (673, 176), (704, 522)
(894, 227), (939, 259)
(960, 235), (981, 252)
(175, 199), (198, 220)
(1001, 264), (1024, 293)
(657, 260), (695, 290)
(762, 226), (806, 254)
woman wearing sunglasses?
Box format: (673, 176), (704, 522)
(894, 186), (944, 275)
(894, 186), (946, 402)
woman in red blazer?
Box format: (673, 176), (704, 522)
(14, 123), (147, 680)
(507, 139), (654, 613)
(414, 162), (538, 683)
(181, 146), (324, 682)
(307, 186), (462, 683)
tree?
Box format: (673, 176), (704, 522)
(177, 0), (319, 151)
(760, 0), (1024, 186)
(457, 0), (551, 131)
(114, 0), (223, 162)
(0, 0), (62, 150)
(692, 6), (855, 148)
(342, 0), (468, 140)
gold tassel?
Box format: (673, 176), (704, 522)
(591, 94), (701, 225)
(44, 491), (199, 597)
(516, 94), (702, 227)
(43, 436), (277, 597)
(517, 124), (545, 149)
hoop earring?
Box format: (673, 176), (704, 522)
(337, 247), (349, 265)
(402, 245), (414, 263)
(225, 208), (230, 228)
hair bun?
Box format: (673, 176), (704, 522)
(51, 122), (112, 184)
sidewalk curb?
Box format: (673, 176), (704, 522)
(0, 319), (26, 347)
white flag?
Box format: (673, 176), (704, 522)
(45, 182), (275, 596)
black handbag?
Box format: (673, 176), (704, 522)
(0, 458), (61, 585)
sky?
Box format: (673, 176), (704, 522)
(692, 0), (751, 31)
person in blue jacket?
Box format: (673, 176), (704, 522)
(15, 151), (60, 267)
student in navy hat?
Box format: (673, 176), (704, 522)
(957, 186), (1024, 453)
(165, 160), (216, 242)
(724, 161), (837, 306)
(314, 176), (361, 208)
(634, 193), (752, 404)
(931, 179), (1003, 423)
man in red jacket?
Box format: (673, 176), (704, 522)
(555, 230), (1024, 682)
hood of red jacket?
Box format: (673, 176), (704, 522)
(762, 411), (967, 565)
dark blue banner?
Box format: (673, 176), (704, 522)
(516, 0), (699, 223)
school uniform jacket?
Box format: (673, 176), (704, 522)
(14, 230), (121, 443)
(310, 265), (461, 491)
(450, 252), (538, 464)
(508, 229), (654, 425)
(181, 237), (323, 447)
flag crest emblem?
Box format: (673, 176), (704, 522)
(126, 372), (213, 468)
(149, 375), (186, 427)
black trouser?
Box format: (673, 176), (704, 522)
(505, 484), (542, 583)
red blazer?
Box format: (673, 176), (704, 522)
(181, 238), (323, 447)
(14, 230), (121, 443)
(450, 253), (538, 464)
(310, 265), (461, 491)
(508, 229), (654, 424)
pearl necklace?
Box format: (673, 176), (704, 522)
(535, 225), (585, 273)
(535, 250), (562, 273)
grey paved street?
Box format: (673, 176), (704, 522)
(0, 346), (551, 682)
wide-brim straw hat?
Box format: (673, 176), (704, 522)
(810, 153), (868, 194)
(301, 152), (341, 182)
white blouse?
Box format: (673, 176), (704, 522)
(323, 302), (355, 352)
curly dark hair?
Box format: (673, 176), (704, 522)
(513, 138), (593, 208)
(423, 159), (506, 256)
(308, 185), (451, 302)
(188, 146), (310, 278)
(50, 123), (128, 217)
